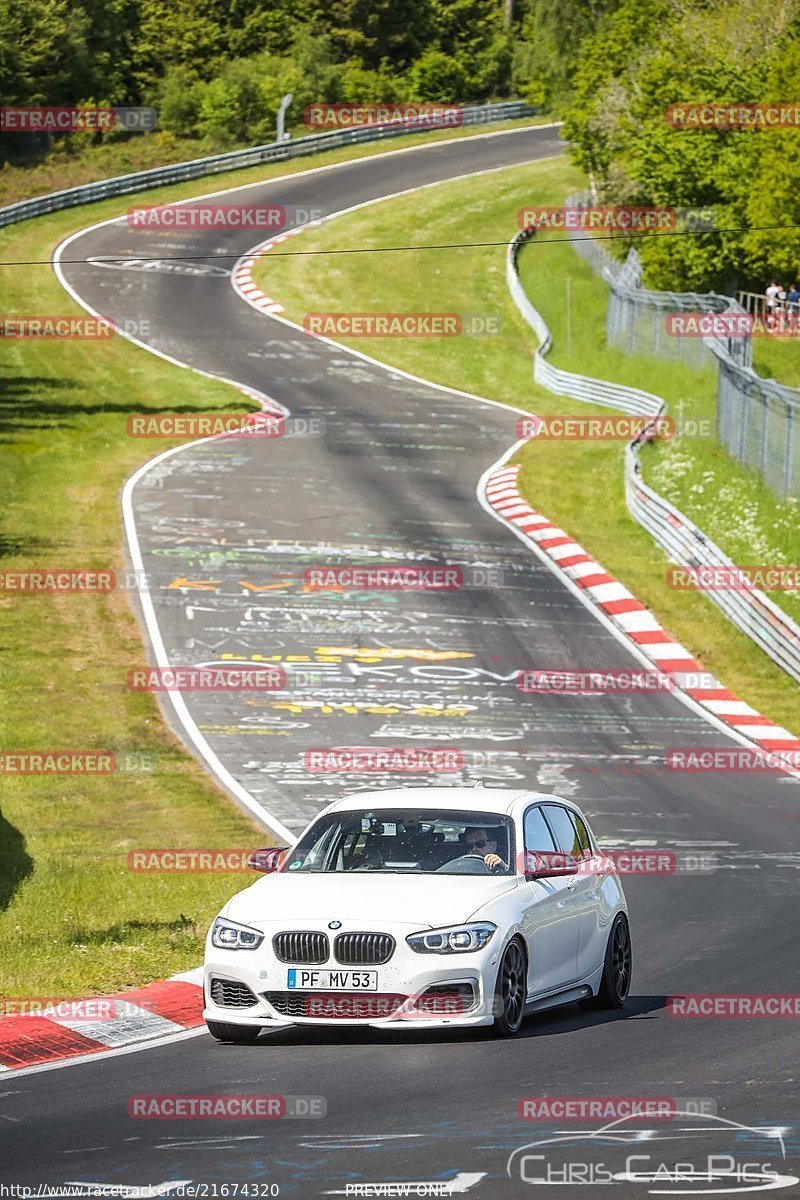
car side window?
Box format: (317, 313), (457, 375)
(541, 805), (583, 860)
(524, 805), (557, 853)
(571, 812), (593, 856)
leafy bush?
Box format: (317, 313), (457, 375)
(405, 50), (468, 102)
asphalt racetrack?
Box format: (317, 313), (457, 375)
(3, 124), (799, 1198)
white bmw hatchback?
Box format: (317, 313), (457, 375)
(203, 787), (631, 1041)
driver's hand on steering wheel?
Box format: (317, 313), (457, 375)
(484, 852), (505, 870)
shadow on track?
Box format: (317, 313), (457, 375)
(204, 995), (669, 1050)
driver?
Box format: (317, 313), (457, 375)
(464, 826), (507, 872)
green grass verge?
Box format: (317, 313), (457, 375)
(0, 120), (551, 998)
(253, 154), (800, 735)
(751, 336), (800, 390)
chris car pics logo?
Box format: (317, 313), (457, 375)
(506, 1111), (798, 1193)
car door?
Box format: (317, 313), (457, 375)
(541, 804), (605, 982)
(565, 809), (610, 979)
(519, 804), (582, 996)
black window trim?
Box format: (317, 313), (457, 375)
(522, 801), (597, 864)
(520, 800), (557, 864)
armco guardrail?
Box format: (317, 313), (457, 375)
(508, 230), (662, 418)
(624, 436), (800, 683)
(0, 102), (533, 231)
(507, 227), (800, 686)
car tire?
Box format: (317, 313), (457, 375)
(580, 914), (632, 1010)
(492, 939), (527, 1036)
(205, 1019), (261, 1044)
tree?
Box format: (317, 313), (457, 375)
(319, 0), (434, 69)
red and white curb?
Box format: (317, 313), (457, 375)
(232, 220), (325, 314)
(0, 969), (203, 1071)
(485, 465), (800, 763)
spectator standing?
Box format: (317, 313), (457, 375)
(765, 280), (781, 316)
(787, 283), (800, 328)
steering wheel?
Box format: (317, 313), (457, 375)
(435, 853), (492, 875)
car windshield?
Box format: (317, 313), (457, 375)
(282, 808), (515, 875)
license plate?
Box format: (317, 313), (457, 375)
(287, 969), (378, 991)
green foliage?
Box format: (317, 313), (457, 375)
(405, 50), (469, 102)
(518, 0), (623, 109)
(155, 67), (204, 138)
(319, 0), (435, 70)
(197, 59), (277, 144)
(337, 61), (401, 104)
(563, 0), (800, 291)
(0, 0), (528, 169)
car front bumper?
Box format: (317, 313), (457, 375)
(203, 926), (503, 1029)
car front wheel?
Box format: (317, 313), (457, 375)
(581, 914), (632, 1010)
(492, 939), (527, 1036)
(205, 1019), (261, 1044)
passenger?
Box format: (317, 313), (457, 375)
(396, 814), (436, 864)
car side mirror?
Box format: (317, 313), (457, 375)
(247, 847), (286, 873)
(523, 850), (579, 881)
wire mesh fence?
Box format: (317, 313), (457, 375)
(564, 192), (800, 498)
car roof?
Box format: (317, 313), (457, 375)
(324, 786), (584, 818)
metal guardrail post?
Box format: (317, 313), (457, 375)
(786, 405), (794, 496)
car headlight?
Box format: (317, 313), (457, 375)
(406, 922), (496, 954)
(211, 917), (264, 951)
